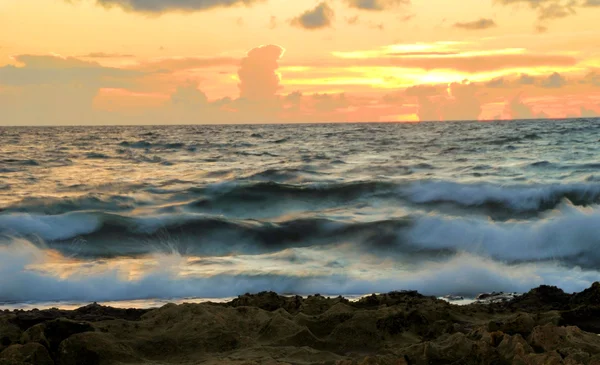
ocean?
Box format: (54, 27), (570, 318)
(2, 119), (600, 309)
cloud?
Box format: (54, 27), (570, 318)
(12, 54), (100, 69)
(171, 80), (208, 107)
(583, 0), (600, 6)
(518, 73), (536, 85)
(80, 52), (135, 58)
(78, 0), (265, 14)
(269, 15), (277, 29)
(0, 54), (140, 86)
(541, 72), (567, 88)
(504, 94), (547, 119)
(312, 93), (349, 112)
(238, 44), (285, 101)
(486, 77), (509, 88)
(0, 54), (144, 125)
(291, 2), (334, 30)
(406, 81), (483, 121)
(495, 0), (580, 24)
(133, 57), (239, 72)
(344, 0), (409, 11)
(579, 106), (599, 117)
(332, 53), (577, 73)
(453, 18), (497, 30)
(581, 71), (600, 86)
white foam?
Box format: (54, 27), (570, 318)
(0, 212), (102, 241)
(406, 181), (600, 211)
(0, 238), (597, 304)
(407, 201), (600, 264)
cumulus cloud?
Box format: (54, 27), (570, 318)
(504, 95), (547, 119)
(312, 93), (349, 112)
(579, 106), (599, 117)
(344, 0), (409, 11)
(406, 82), (482, 121)
(581, 71), (600, 86)
(453, 18), (497, 30)
(486, 77), (508, 88)
(238, 44), (285, 101)
(541, 72), (567, 88)
(76, 0), (265, 14)
(171, 81), (209, 107)
(518, 73), (536, 85)
(291, 2), (334, 30)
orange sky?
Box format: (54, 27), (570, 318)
(0, 0), (599, 124)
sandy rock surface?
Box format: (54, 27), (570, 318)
(2, 285), (600, 364)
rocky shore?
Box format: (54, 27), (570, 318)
(3, 284), (600, 365)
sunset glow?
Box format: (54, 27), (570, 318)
(1, 0), (600, 124)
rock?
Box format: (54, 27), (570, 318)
(0, 318), (22, 353)
(487, 312), (536, 336)
(20, 324), (49, 349)
(528, 324), (600, 354)
(571, 281), (600, 306)
(57, 332), (137, 365)
(0, 343), (53, 365)
(3, 284), (600, 364)
(508, 285), (571, 311)
(496, 333), (533, 361)
(40, 319), (94, 353)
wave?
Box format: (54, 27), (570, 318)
(0, 239), (598, 303)
(4, 202), (600, 268)
(118, 140), (187, 150)
(1, 195), (139, 215)
(6, 180), (600, 218)
(405, 181), (600, 212)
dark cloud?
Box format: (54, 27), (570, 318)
(518, 73), (536, 85)
(78, 0), (265, 13)
(453, 18), (497, 30)
(486, 77), (508, 88)
(495, 0), (580, 25)
(584, 0), (600, 6)
(581, 71), (600, 86)
(344, 0), (409, 11)
(541, 72), (567, 88)
(291, 2), (334, 30)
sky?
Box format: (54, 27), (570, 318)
(1, 0), (600, 124)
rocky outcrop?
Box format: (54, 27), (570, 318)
(3, 283), (600, 364)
